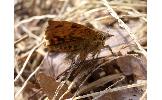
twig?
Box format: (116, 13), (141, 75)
(14, 41), (44, 82)
(14, 34), (29, 45)
(101, 0), (147, 57)
(15, 14), (56, 28)
(15, 66), (40, 98)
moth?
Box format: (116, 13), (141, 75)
(44, 20), (113, 60)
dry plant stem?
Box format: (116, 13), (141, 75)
(52, 81), (65, 100)
(15, 15), (56, 28)
(14, 34), (29, 45)
(73, 80), (146, 100)
(83, 14), (146, 24)
(29, 88), (42, 99)
(58, 0), (69, 17)
(101, 0), (147, 58)
(119, 6), (147, 22)
(30, 53), (42, 69)
(85, 7), (106, 15)
(36, 47), (47, 56)
(130, 7), (147, 22)
(140, 89), (147, 100)
(14, 57), (24, 82)
(53, 66), (78, 100)
(74, 56), (122, 93)
(83, 6), (146, 22)
(72, 76), (125, 100)
(62, 2), (91, 20)
(95, 14), (146, 21)
(71, 58), (121, 99)
(14, 41), (44, 82)
(78, 74), (124, 96)
(15, 66), (40, 98)
(16, 50), (32, 61)
(59, 90), (69, 100)
(59, 63), (93, 100)
(117, 6), (147, 22)
(21, 25), (41, 42)
(59, 61), (95, 100)
(15, 67), (24, 82)
(109, 2), (146, 8)
(92, 76), (125, 100)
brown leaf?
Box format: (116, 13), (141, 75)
(36, 72), (73, 100)
(37, 52), (71, 79)
(116, 55), (147, 80)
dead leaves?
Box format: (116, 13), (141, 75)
(14, 0), (147, 99)
(36, 73), (73, 100)
(36, 51), (146, 99)
(116, 55), (146, 80)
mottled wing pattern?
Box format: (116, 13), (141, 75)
(44, 20), (112, 59)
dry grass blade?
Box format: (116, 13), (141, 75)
(58, 0), (69, 17)
(14, 34), (29, 45)
(15, 66), (40, 98)
(14, 41), (44, 82)
(15, 15), (56, 28)
(77, 74), (124, 95)
(52, 81), (65, 100)
(73, 80), (146, 100)
(20, 25), (41, 42)
(109, 2), (146, 8)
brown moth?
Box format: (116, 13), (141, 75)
(44, 20), (113, 60)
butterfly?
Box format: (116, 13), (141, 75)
(44, 20), (113, 60)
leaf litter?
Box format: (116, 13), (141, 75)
(14, 0), (147, 100)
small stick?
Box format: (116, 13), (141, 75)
(14, 34), (29, 45)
